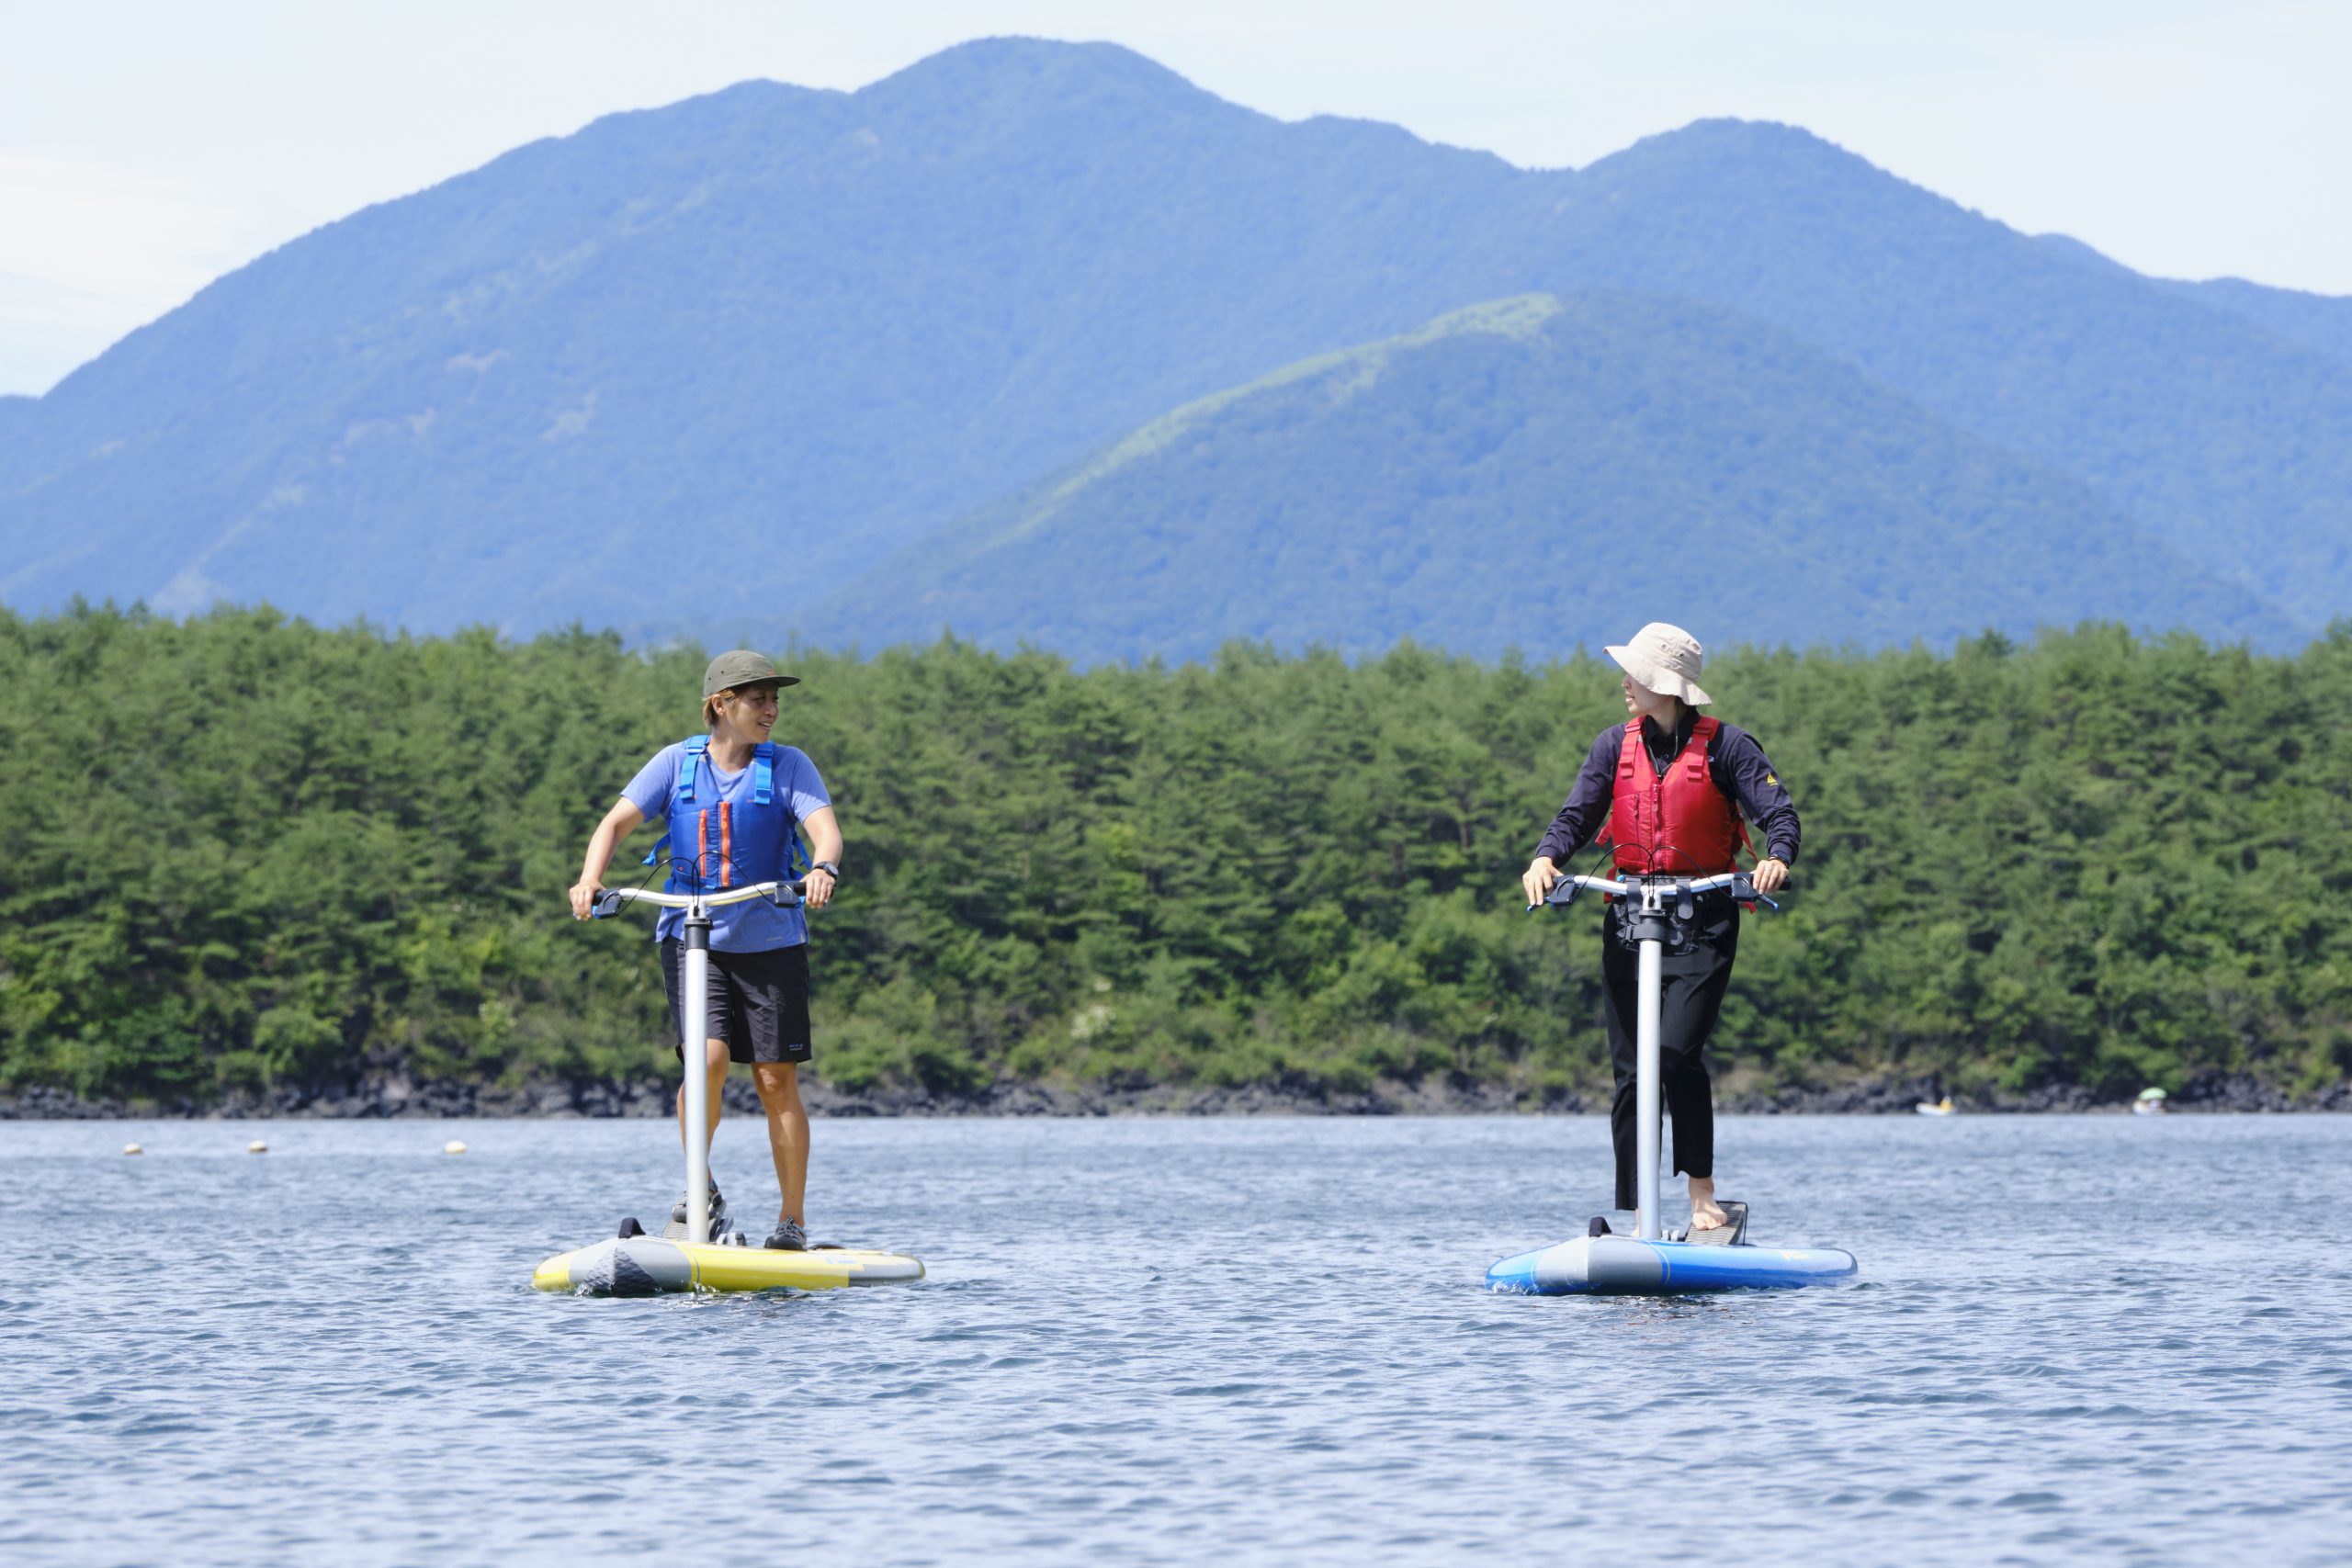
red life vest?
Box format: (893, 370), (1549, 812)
(1600, 716), (1748, 874)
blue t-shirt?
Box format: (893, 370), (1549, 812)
(621, 741), (831, 952)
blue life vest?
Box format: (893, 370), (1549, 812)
(641, 736), (803, 895)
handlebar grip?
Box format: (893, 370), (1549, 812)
(591, 889), (623, 919)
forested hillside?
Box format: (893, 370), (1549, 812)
(5, 606), (2347, 1111)
(832, 293), (2271, 660)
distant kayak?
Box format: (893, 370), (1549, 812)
(1916, 1097), (1957, 1117)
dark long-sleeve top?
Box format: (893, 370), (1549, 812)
(1532, 715), (1801, 868)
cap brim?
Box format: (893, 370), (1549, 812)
(704, 674), (803, 698)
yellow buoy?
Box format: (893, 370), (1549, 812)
(445, 1140), (469, 1155)
(123, 1143), (143, 1156)
(247, 1140), (268, 1154)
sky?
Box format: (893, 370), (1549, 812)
(2, 0), (2346, 397)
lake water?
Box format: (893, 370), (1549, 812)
(4, 1113), (2348, 1565)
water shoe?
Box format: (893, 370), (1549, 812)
(670, 1181), (728, 1239)
(763, 1219), (808, 1251)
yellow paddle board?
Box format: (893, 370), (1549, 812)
(534, 1237), (924, 1296)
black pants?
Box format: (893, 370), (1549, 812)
(1602, 896), (1740, 1210)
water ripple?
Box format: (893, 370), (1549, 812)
(3, 1114), (2348, 1564)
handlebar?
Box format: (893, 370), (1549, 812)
(591, 880), (805, 918)
(1529, 871), (1765, 912)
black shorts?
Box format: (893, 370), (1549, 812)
(660, 940), (813, 1066)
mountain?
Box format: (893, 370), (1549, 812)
(1530, 123), (2352, 628)
(1, 38), (2346, 649)
(2034, 234), (2352, 369)
(0, 42), (1529, 639)
(820, 293), (2276, 661)
(2165, 278), (2352, 369)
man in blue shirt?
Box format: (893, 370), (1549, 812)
(568, 650), (842, 1250)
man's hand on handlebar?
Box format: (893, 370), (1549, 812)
(1522, 857), (1561, 908)
(567, 880), (603, 920)
(1751, 857), (1789, 897)
(802, 866), (835, 911)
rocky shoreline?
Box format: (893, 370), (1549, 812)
(4, 1067), (2346, 1120)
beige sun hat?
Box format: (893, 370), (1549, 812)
(1605, 622), (1713, 706)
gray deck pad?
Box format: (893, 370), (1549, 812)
(1681, 1200), (1749, 1245)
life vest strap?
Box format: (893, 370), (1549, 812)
(1685, 716), (1719, 781)
(646, 734), (712, 867)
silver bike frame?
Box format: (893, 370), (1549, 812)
(1542, 871), (1746, 1241)
(595, 880), (802, 1243)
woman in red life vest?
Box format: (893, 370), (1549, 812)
(1520, 624), (1798, 1233)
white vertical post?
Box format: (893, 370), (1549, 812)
(683, 908), (713, 1245)
(1634, 933), (1663, 1241)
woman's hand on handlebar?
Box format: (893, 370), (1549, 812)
(1522, 857), (1561, 907)
(1751, 857), (1789, 897)
(568, 880), (603, 920)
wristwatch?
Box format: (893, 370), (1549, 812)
(811, 861), (842, 881)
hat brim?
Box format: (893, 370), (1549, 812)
(1605, 644), (1712, 706)
(704, 674), (802, 697)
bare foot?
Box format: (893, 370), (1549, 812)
(1688, 1178), (1728, 1232)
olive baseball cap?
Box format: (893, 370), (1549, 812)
(701, 649), (800, 698)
